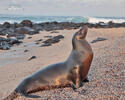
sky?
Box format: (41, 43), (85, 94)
(0, 0), (125, 17)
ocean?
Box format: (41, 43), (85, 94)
(0, 14), (125, 24)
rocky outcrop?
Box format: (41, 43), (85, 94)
(41, 35), (64, 47)
(0, 19), (125, 50)
(15, 27), (38, 35)
(0, 37), (22, 50)
(2, 22), (11, 28)
(20, 20), (33, 27)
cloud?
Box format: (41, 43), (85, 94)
(7, 5), (24, 11)
(0, 0), (125, 16)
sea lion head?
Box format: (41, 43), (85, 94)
(75, 25), (88, 40)
(72, 25), (88, 49)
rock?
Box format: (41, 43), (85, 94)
(13, 22), (23, 28)
(7, 33), (25, 40)
(108, 21), (114, 25)
(0, 36), (22, 50)
(40, 43), (52, 47)
(28, 56), (36, 61)
(15, 27), (37, 35)
(121, 22), (125, 27)
(0, 37), (10, 50)
(28, 37), (32, 39)
(0, 41), (11, 50)
(35, 39), (43, 42)
(53, 35), (64, 40)
(37, 39), (43, 41)
(33, 24), (43, 32)
(51, 30), (59, 33)
(35, 39), (43, 44)
(43, 38), (60, 44)
(20, 20), (33, 27)
(15, 34), (25, 39)
(0, 28), (11, 36)
(91, 37), (107, 43)
(35, 42), (40, 45)
(0, 37), (7, 41)
(2, 22), (11, 28)
(24, 49), (29, 52)
(7, 37), (23, 45)
(42, 35), (64, 46)
(44, 36), (53, 38)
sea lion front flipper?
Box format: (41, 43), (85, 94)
(70, 65), (82, 91)
(75, 65), (83, 88)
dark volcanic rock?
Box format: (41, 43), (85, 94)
(15, 27), (37, 35)
(28, 37), (32, 39)
(0, 37), (7, 41)
(43, 38), (60, 44)
(91, 37), (107, 43)
(7, 33), (25, 40)
(0, 37), (22, 50)
(44, 36), (53, 38)
(121, 22), (125, 27)
(0, 37), (10, 50)
(2, 22), (11, 28)
(20, 20), (33, 27)
(35, 39), (43, 45)
(33, 24), (43, 32)
(0, 28), (14, 36)
(24, 49), (29, 52)
(40, 43), (52, 47)
(0, 41), (11, 50)
(28, 56), (36, 61)
(53, 35), (64, 40)
(51, 30), (59, 33)
(35, 39), (43, 42)
(42, 35), (64, 46)
(7, 37), (23, 45)
(15, 34), (25, 39)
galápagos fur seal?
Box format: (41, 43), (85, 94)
(4, 25), (93, 100)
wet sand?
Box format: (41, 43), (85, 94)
(0, 28), (125, 100)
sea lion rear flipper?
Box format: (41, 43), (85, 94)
(3, 91), (19, 100)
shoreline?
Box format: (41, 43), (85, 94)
(0, 20), (125, 51)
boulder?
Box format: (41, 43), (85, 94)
(0, 37), (7, 42)
(42, 35), (64, 46)
(7, 37), (23, 45)
(0, 41), (11, 50)
(20, 20), (33, 27)
(0, 28), (14, 36)
(7, 32), (25, 40)
(15, 27), (37, 35)
(33, 24), (43, 32)
(0, 36), (23, 50)
(2, 22), (11, 28)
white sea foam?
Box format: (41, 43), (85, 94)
(88, 17), (125, 24)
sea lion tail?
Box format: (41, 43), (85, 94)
(3, 91), (19, 100)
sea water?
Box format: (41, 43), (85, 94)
(0, 14), (125, 24)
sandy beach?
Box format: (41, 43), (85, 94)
(0, 28), (125, 100)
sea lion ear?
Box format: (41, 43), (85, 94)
(76, 25), (88, 40)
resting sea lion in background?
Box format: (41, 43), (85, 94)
(4, 25), (93, 100)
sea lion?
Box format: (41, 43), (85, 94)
(4, 25), (93, 100)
